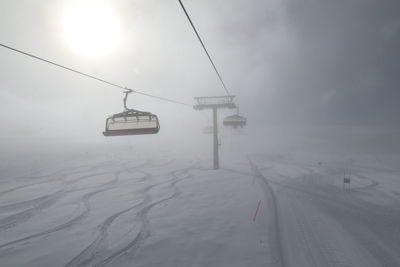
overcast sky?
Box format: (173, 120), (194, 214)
(0, 0), (399, 154)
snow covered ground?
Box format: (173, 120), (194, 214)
(1, 146), (400, 266)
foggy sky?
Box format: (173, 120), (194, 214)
(0, 0), (399, 154)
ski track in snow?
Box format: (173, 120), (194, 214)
(0, 169), (123, 234)
(0, 187), (113, 251)
(0, 159), (135, 252)
(95, 169), (192, 267)
(62, 164), (194, 267)
(248, 156), (400, 267)
(249, 160), (286, 267)
(0, 190), (64, 231)
(1, 154), (400, 267)
(0, 190), (63, 213)
(0, 159), (117, 199)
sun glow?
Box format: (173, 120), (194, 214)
(62, 1), (122, 58)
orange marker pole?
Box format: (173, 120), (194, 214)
(253, 200), (262, 222)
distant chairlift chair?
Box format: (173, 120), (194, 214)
(103, 90), (160, 136)
(223, 114), (247, 128)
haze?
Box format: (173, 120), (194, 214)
(0, 0), (399, 156)
(1, 1), (400, 266)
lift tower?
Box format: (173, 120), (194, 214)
(194, 96), (236, 169)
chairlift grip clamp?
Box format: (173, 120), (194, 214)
(123, 88), (134, 111)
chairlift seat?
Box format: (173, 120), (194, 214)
(223, 114), (247, 128)
(103, 112), (160, 136)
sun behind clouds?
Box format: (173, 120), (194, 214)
(62, 1), (122, 59)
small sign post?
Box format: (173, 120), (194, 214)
(343, 170), (351, 191)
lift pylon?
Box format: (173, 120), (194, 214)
(194, 96), (236, 169)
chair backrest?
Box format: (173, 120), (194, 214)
(103, 114), (160, 136)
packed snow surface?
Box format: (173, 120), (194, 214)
(0, 149), (400, 266)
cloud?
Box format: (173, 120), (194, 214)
(0, 0), (399, 155)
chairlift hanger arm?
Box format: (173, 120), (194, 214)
(123, 89), (133, 111)
(119, 89), (151, 116)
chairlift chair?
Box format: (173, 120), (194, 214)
(223, 107), (247, 128)
(223, 114), (247, 128)
(103, 90), (160, 136)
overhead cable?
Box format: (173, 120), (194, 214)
(178, 0), (232, 96)
(0, 42), (192, 107)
